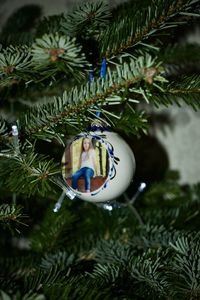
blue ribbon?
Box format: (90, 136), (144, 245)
(100, 58), (106, 79)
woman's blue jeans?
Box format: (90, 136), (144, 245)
(72, 167), (94, 191)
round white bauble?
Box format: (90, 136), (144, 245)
(61, 128), (135, 203)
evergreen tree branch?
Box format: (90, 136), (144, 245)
(2, 53), (200, 143)
(19, 53), (163, 139)
(168, 235), (200, 299)
(128, 249), (169, 298)
(0, 149), (60, 197)
(149, 74), (200, 110)
(1, 0), (200, 299)
(1, 0), (199, 90)
(0, 34), (89, 88)
(32, 33), (89, 81)
(0, 118), (9, 145)
(99, 0), (200, 58)
(159, 43), (200, 66)
(30, 207), (76, 253)
(61, 1), (111, 38)
(0, 204), (27, 232)
(0, 45), (33, 87)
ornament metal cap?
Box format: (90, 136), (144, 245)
(89, 118), (111, 132)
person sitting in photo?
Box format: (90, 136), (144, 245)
(71, 137), (98, 193)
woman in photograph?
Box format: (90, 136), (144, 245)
(72, 137), (97, 193)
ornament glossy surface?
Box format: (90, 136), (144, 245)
(61, 130), (135, 202)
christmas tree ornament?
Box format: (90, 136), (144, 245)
(61, 120), (136, 202)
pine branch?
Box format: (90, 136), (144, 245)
(0, 118), (9, 146)
(1, 1), (200, 299)
(111, 107), (149, 136)
(0, 34), (89, 88)
(0, 45), (33, 87)
(0, 254), (38, 293)
(95, 240), (135, 265)
(0, 149), (60, 197)
(61, 1), (111, 38)
(169, 235), (200, 299)
(40, 251), (75, 271)
(0, 204), (27, 232)
(159, 43), (200, 66)
(142, 175), (200, 228)
(43, 276), (113, 300)
(32, 33), (89, 81)
(150, 74), (200, 110)
(19, 53), (163, 139)
(0, 290), (45, 300)
(89, 263), (121, 284)
(23, 266), (65, 294)
(129, 224), (196, 250)
(128, 249), (169, 298)
(99, 0), (200, 58)
(1, 0), (199, 91)
(30, 207), (76, 253)
(3, 53), (199, 143)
